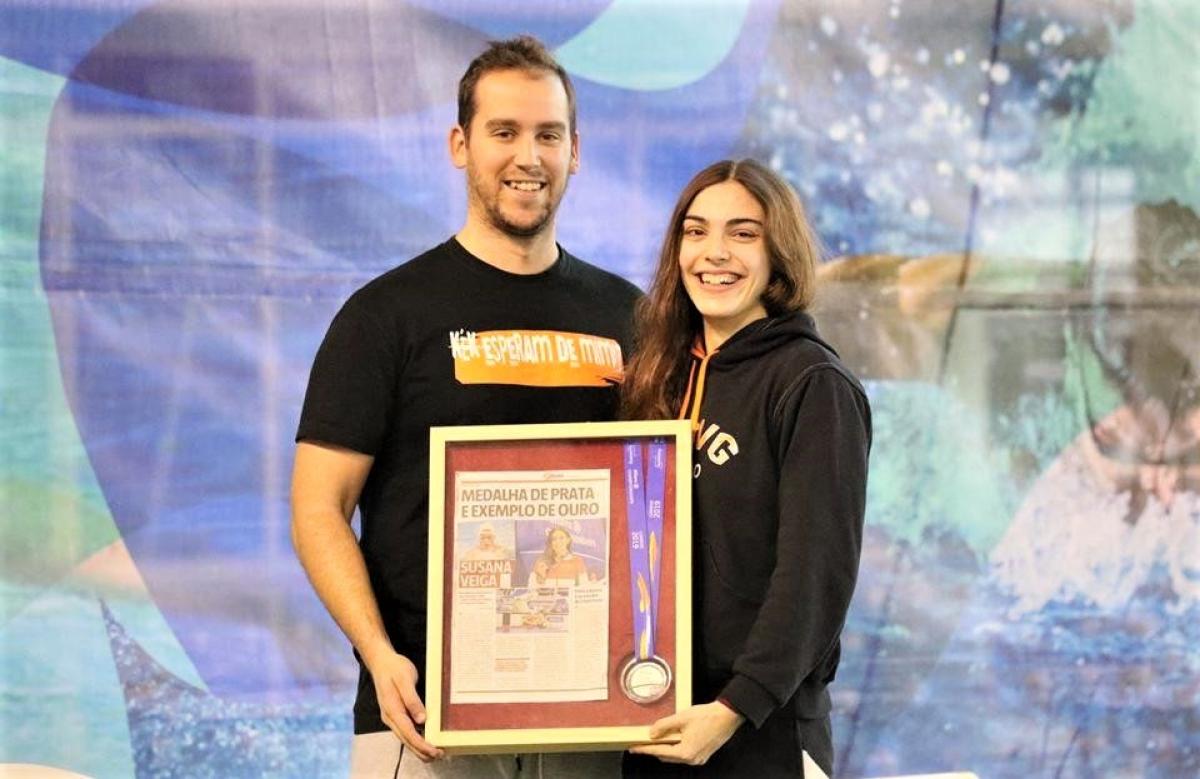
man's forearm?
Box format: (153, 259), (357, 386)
(292, 508), (395, 667)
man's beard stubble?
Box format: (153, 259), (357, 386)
(467, 165), (561, 239)
(488, 200), (550, 238)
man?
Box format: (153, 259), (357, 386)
(291, 36), (640, 778)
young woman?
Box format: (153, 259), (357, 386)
(623, 159), (871, 777)
(529, 526), (590, 586)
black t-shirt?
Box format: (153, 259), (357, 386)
(296, 237), (640, 732)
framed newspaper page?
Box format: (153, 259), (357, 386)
(426, 420), (692, 753)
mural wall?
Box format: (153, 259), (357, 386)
(1, 1), (1196, 777)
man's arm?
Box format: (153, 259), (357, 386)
(290, 441), (443, 762)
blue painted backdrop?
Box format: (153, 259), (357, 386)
(2, 1), (1197, 777)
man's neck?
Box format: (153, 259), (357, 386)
(455, 221), (560, 275)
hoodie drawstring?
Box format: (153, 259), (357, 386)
(677, 362), (697, 421)
(678, 339), (714, 432)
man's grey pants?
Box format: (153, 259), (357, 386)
(350, 732), (621, 779)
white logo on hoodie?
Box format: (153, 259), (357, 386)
(695, 419), (739, 468)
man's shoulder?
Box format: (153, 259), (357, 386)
(344, 241), (457, 310)
(560, 249), (643, 302)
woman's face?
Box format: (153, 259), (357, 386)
(550, 529), (570, 557)
(678, 180), (770, 345)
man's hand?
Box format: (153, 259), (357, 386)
(366, 650), (444, 762)
(628, 701), (744, 766)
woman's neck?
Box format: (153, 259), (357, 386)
(702, 310), (767, 352)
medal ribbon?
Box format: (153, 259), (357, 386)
(624, 439), (667, 661)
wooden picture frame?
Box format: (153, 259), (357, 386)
(426, 420), (693, 753)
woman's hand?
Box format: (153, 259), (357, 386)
(628, 701), (745, 766)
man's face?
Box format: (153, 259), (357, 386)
(451, 69), (579, 239)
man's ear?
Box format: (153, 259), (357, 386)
(449, 125), (468, 169)
(569, 131), (580, 175)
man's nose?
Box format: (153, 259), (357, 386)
(514, 135), (541, 168)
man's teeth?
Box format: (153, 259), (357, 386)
(506, 181), (544, 191)
(700, 273), (739, 286)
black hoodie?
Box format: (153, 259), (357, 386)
(678, 310), (871, 728)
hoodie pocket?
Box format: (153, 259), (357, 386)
(700, 541), (767, 671)
(703, 541), (768, 605)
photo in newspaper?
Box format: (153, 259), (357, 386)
(449, 469), (610, 704)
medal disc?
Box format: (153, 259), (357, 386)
(620, 655), (672, 704)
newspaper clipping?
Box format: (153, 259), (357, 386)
(449, 468), (610, 704)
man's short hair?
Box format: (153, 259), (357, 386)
(457, 35), (577, 136)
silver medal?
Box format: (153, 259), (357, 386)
(620, 654), (672, 704)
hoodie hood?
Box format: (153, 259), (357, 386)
(703, 310), (838, 366)
(678, 310), (839, 426)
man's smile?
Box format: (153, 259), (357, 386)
(504, 179), (546, 192)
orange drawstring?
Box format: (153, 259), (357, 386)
(677, 338), (714, 431)
(688, 351), (713, 432)
(677, 361), (697, 421)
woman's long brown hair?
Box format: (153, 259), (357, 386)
(621, 159), (822, 420)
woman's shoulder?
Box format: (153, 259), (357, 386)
(793, 347), (864, 394)
(752, 337), (871, 436)
(735, 338), (858, 406)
